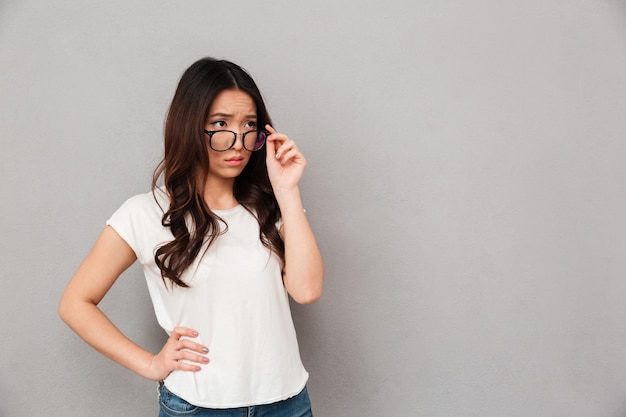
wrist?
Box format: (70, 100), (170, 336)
(274, 187), (305, 213)
(274, 186), (301, 202)
(137, 351), (160, 380)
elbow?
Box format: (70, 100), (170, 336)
(57, 296), (71, 325)
(58, 292), (83, 326)
(285, 264), (324, 304)
(292, 285), (323, 305)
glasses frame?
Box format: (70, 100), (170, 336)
(203, 129), (268, 152)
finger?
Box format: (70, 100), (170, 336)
(265, 126), (298, 163)
(173, 360), (203, 372)
(171, 327), (199, 339)
(177, 350), (210, 365)
(278, 148), (300, 165)
(274, 141), (297, 160)
(265, 125), (290, 145)
(179, 339), (210, 354)
(264, 126), (284, 158)
(267, 135), (288, 152)
(265, 133), (277, 158)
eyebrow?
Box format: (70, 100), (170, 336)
(208, 112), (257, 119)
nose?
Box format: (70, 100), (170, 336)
(232, 132), (245, 150)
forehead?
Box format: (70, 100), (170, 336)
(209, 89), (256, 115)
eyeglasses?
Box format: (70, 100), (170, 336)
(203, 129), (268, 152)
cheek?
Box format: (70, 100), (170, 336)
(206, 147), (220, 163)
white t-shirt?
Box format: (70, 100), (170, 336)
(106, 189), (308, 408)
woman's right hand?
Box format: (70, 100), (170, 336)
(145, 327), (210, 381)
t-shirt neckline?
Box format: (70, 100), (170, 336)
(211, 204), (243, 215)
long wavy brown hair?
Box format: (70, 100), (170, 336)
(152, 57), (284, 287)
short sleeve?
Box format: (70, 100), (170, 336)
(105, 191), (168, 265)
(106, 196), (144, 263)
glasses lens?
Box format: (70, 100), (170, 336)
(244, 130), (267, 151)
(210, 131), (235, 151)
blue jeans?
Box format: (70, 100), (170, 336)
(158, 383), (313, 417)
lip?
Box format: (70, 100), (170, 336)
(225, 156), (244, 166)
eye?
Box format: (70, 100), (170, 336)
(212, 120), (227, 129)
(244, 120), (257, 129)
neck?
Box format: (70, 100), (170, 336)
(203, 176), (238, 210)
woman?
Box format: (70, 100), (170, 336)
(58, 57), (324, 417)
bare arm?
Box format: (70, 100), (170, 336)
(266, 125), (324, 304)
(277, 188), (324, 304)
(58, 226), (209, 380)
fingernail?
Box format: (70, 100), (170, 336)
(202, 347), (209, 353)
(192, 331), (199, 337)
(275, 152), (280, 159)
(202, 357), (209, 363)
(194, 366), (201, 371)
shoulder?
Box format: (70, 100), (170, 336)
(106, 188), (171, 262)
(108, 188), (170, 227)
(118, 188), (168, 214)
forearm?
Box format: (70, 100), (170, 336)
(59, 226), (208, 381)
(59, 298), (155, 379)
(275, 187), (324, 304)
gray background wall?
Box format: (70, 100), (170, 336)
(2, 1), (626, 416)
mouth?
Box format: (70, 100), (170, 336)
(225, 156), (245, 166)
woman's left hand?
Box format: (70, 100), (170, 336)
(265, 125), (306, 191)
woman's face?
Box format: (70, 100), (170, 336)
(204, 89), (258, 183)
